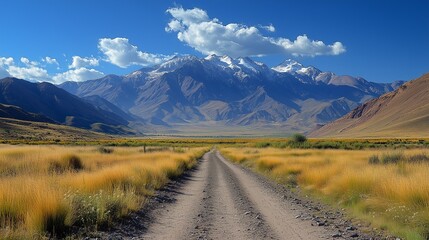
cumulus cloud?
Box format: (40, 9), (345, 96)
(0, 55), (106, 83)
(275, 35), (346, 56)
(166, 7), (209, 28)
(0, 67), (10, 79)
(98, 37), (173, 68)
(20, 57), (39, 66)
(69, 56), (99, 69)
(0, 58), (13, 78)
(0, 56), (51, 81)
(53, 68), (104, 83)
(8, 65), (51, 82)
(0, 57), (14, 67)
(166, 7), (346, 57)
(20, 57), (30, 65)
(260, 24), (276, 32)
(43, 56), (59, 65)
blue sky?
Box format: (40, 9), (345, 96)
(0, 0), (428, 83)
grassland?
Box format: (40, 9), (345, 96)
(0, 144), (207, 239)
(1, 136), (429, 239)
(2, 136), (429, 149)
(221, 147), (429, 239)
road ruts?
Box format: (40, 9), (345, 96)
(141, 150), (328, 240)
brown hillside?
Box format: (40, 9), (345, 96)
(310, 73), (429, 138)
(0, 117), (110, 141)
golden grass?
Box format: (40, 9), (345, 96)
(221, 147), (429, 239)
(0, 145), (207, 238)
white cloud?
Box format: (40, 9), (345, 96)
(0, 56), (51, 81)
(0, 57), (14, 67)
(0, 58), (13, 78)
(275, 35), (346, 57)
(69, 56), (99, 69)
(43, 56), (59, 65)
(20, 57), (30, 65)
(260, 24), (276, 32)
(20, 57), (39, 66)
(166, 8), (208, 28)
(8, 65), (51, 82)
(53, 68), (104, 83)
(166, 7), (346, 57)
(0, 67), (10, 79)
(165, 19), (184, 32)
(0, 55), (105, 83)
(98, 37), (173, 68)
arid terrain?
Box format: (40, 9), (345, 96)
(311, 73), (429, 138)
(1, 140), (429, 239)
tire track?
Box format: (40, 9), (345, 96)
(141, 151), (210, 240)
(189, 149), (253, 239)
(216, 151), (326, 239)
(141, 150), (328, 240)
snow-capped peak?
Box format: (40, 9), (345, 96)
(272, 59), (304, 73)
(220, 55), (233, 65)
(297, 66), (322, 78)
(237, 57), (259, 72)
(204, 54), (232, 64)
(204, 54), (217, 61)
(205, 54), (237, 70)
(272, 59), (329, 83)
(154, 55), (200, 72)
(205, 54), (265, 72)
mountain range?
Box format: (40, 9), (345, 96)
(0, 77), (134, 135)
(58, 55), (403, 135)
(310, 73), (429, 138)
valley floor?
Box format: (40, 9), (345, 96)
(2, 140), (426, 239)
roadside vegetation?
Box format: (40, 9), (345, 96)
(221, 147), (429, 239)
(1, 136), (429, 239)
(1, 137), (429, 149)
(253, 135), (429, 150)
(0, 145), (207, 239)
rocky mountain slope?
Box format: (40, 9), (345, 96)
(310, 73), (429, 138)
(0, 77), (132, 134)
(0, 103), (55, 123)
(59, 55), (403, 135)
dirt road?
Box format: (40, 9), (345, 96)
(142, 150), (328, 240)
(98, 149), (379, 240)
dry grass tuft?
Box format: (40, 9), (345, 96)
(0, 145), (207, 238)
(221, 147), (429, 239)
